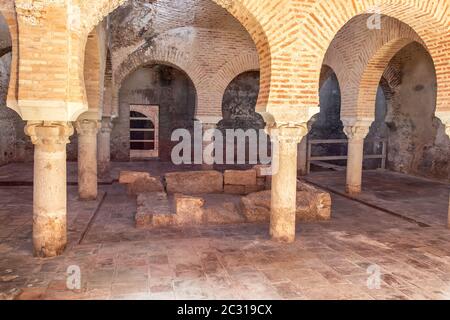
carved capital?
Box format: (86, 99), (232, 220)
(100, 117), (114, 134)
(267, 122), (309, 145)
(342, 118), (372, 141)
(25, 121), (74, 146)
(436, 112), (450, 138)
(75, 119), (100, 136)
(343, 125), (370, 141)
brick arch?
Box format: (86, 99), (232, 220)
(355, 38), (419, 121)
(0, 3), (19, 116)
(301, 0), (450, 124)
(81, 26), (106, 120)
(320, 14), (424, 122)
(198, 53), (259, 118)
(112, 44), (205, 117)
(81, 0), (272, 117)
(102, 49), (113, 117)
(319, 65), (336, 91)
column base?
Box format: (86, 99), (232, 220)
(33, 214), (67, 258)
(78, 194), (98, 201)
(270, 208), (296, 244)
(346, 184), (362, 195)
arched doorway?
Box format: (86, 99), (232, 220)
(129, 106), (159, 159)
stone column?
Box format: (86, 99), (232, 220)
(76, 119), (100, 200)
(25, 121), (74, 258)
(343, 123), (371, 195)
(98, 117), (113, 179)
(268, 124), (308, 243)
(297, 136), (308, 176)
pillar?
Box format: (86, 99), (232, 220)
(98, 117), (113, 179)
(297, 136), (308, 176)
(343, 123), (370, 195)
(25, 121), (74, 258)
(269, 124), (308, 243)
(76, 119), (100, 200)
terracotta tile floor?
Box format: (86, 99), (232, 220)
(0, 164), (449, 300)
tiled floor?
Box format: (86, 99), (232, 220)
(0, 164), (450, 300)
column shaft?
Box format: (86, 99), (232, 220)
(26, 122), (73, 257)
(297, 136), (308, 176)
(344, 124), (370, 195)
(98, 117), (113, 178)
(269, 124), (307, 243)
(346, 138), (365, 194)
(76, 120), (99, 200)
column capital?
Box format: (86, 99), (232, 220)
(75, 119), (100, 136)
(25, 121), (74, 146)
(196, 115), (222, 125)
(100, 117), (114, 134)
(342, 118), (372, 141)
(267, 122), (308, 144)
(436, 111), (450, 138)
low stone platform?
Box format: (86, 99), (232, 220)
(135, 181), (331, 228)
(119, 168), (332, 229)
(136, 193), (246, 228)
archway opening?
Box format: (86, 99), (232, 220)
(0, 12), (26, 166)
(219, 71), (264, 130)
(114, 64), (196, 161)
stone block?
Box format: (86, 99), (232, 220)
(253, 165), (271, 177)
(240, 182), (332, 223)
(119, 171), (149, 184)
(204, 201), (246, 225)
(135, 192), (174, 228)
(245, 184), (265, 194)
(240, 191), (271, 222)
(224, 185), (246, 195)
(256, 177), (266, 186)
(127, 176), (164, 195)
(224, 169), (257, 186)
(174, 194), (205, 225)
(297, 181), (332, 221)
(165, 171), (223, 194)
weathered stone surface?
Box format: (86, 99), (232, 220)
(253, 165), (271, 177)
(240, 182), (332, 223)
(203, 194), (246, 225)
(127, 176), (164, 195)
(165, 171), (223, 194)
(224, 169), (257, 186)
(119, 171), (149, 184)
(174, 194), (205, 226)
(245, 184), (265, 194)
(135, 192), (174, 228)
(256, 177), (266, 186)
(224, 184), (246, 195)
(119, 171), (164, 195)
(240, 191), (271, 222)
(297, 181), (332, 221)
(265, 176), (272, 190)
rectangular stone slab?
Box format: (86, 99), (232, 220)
(224, 169), (257, 186)
(165, 170), (224, 194)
